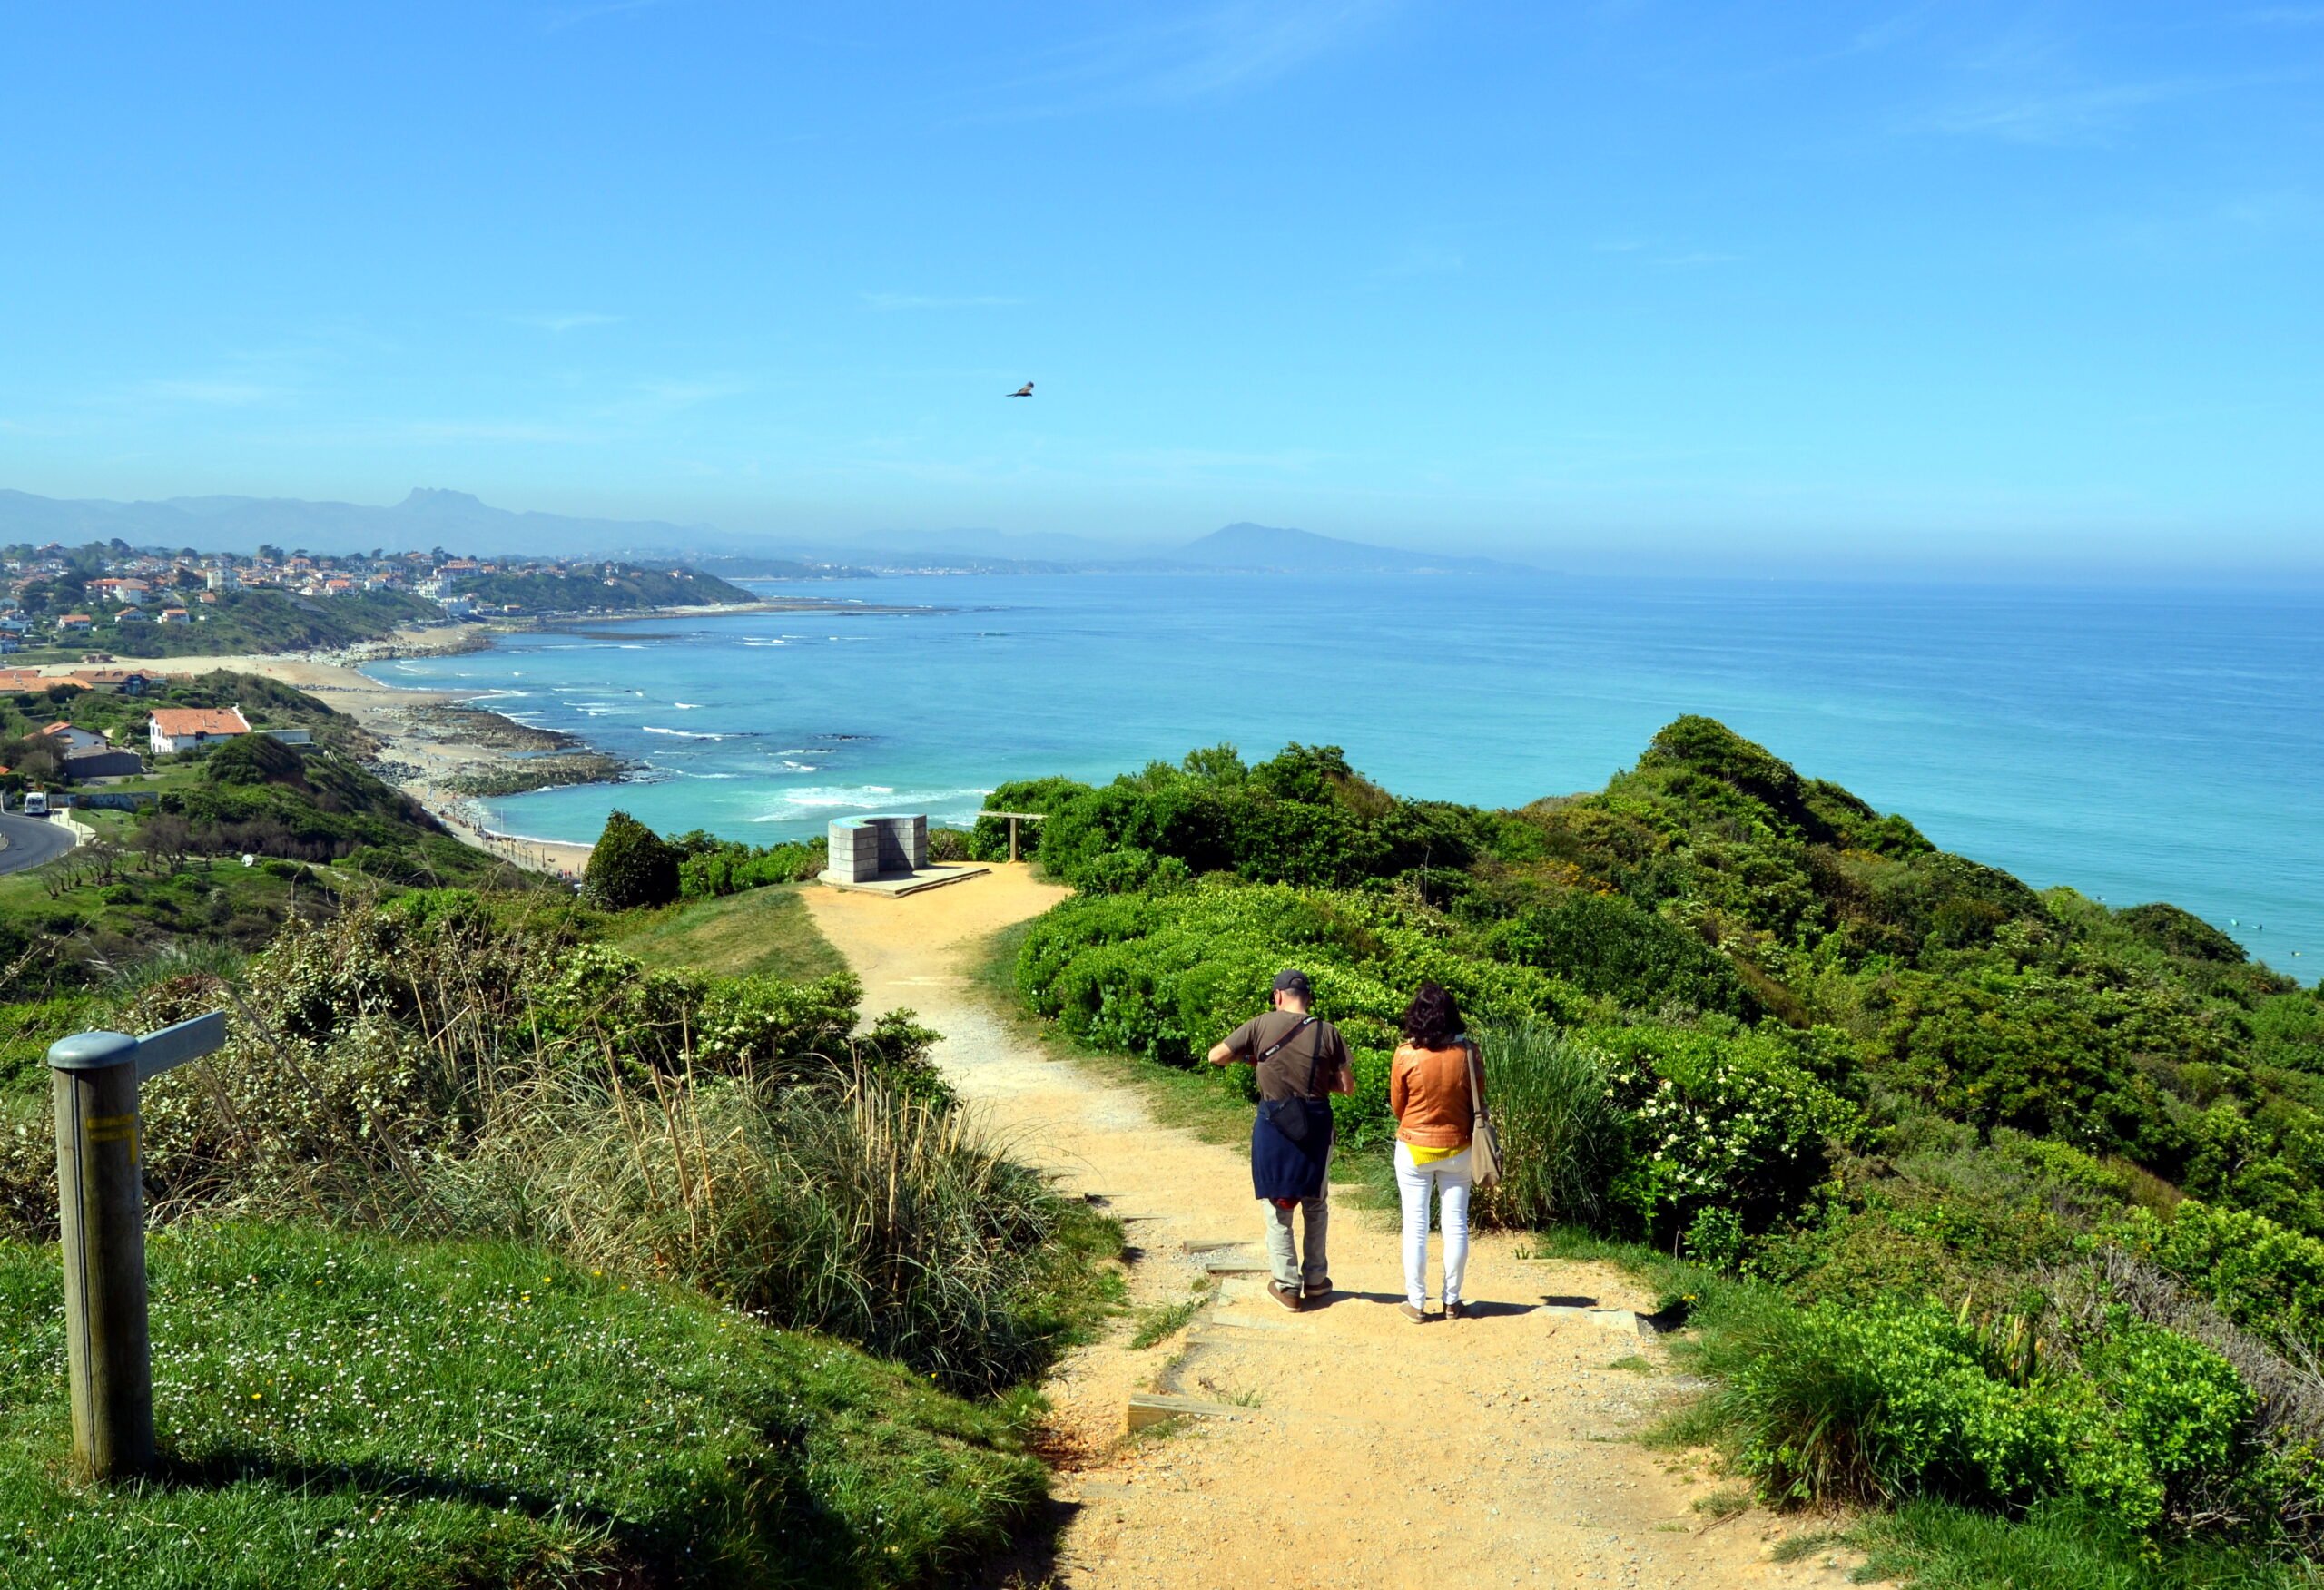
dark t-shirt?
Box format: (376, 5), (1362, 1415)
(1221, 1010), (1351, 1102)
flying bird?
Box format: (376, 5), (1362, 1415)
(1007, 381), (1034, 398)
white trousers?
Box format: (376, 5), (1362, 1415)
(1395, 1140), (1473, 1309)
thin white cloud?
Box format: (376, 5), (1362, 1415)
(1913, 77), (2237, 144)
(1652, 251), (1743, 268)
(858, 293), (1028, 311)
(967, 0), (1394, 120)
(514, 311), (625, 332)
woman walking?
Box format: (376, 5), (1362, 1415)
(1390, 981), (1481, 1322)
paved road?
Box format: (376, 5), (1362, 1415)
(0, 810), (76, 876)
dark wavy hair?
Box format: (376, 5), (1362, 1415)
(1402, 981), (1463, 1051)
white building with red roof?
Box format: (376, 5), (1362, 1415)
(148, 706), (250, 756)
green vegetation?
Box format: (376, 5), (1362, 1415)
(0, 685), (1118, 1584)
(0, 1223), (1044, 1589)
(615, 883), (849, 982)
(0, 884), (1118, 1583)
(583, 808), (684, 908)
(670, 829), (831, 899)
(990, 721), (2324, 1574)
(451, 562), (754, 612)
(7, 587), (440, 662)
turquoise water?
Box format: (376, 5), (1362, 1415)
(369, 574), (2324, 979)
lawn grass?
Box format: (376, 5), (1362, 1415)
(615, 884), (847, 982)
(1852, 1497), (2321, 1590)
(0, 1222), (1046, 1589)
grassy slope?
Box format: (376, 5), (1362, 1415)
(614, 885), (848, 982)
(0, 1224), (1044, 1590)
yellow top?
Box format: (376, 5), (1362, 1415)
(1405, 1142), (1464, 1165)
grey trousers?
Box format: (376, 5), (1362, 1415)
(1262, 1192), (1330, 1291)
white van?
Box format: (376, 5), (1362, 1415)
(22, 789), (48, 818)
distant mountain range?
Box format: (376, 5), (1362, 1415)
(0, 486), (1537, 578)
(0, 487), (714, 560)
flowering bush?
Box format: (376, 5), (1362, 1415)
(1581, 1023), (1860, 1248)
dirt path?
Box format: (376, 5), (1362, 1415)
(807, 868), (1858, 1589)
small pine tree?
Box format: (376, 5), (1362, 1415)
(583, 809), (680, 909)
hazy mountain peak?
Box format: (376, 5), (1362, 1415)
(397, 488), (497, 516)
(1172, 521), (1531, 575)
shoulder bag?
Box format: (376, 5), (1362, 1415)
(1463, 1038), (1503, 1188)
(1254, 1016), (1333, 1146)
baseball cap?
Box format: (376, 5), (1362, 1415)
(1272, 968), (1312, 996)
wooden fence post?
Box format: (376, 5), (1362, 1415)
(47, 1013), (227, 1482)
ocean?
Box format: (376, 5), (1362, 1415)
(369, 574), (2324, 980)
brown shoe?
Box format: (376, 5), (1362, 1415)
(1269, 1281), (1305, 1312)
(1399, 1302), (1428, 1324)
(1444, 1300), (1469, 1320)
(1304, 1277), (1333, 1299)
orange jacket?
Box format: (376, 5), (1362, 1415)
(1390, 1043), (1478, 1149)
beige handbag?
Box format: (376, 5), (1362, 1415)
(1463, 1040), (1502, 1188)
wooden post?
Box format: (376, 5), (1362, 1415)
(47, 1013), (227, 1483)
(1009, 816), (1020, 864)
(49, 1031), (153, 1480)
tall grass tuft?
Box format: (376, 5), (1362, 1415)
(446, 1066), (1115, 1394)
(1470, 1020), (1627, 1230)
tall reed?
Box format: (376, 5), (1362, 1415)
(1469, 1020), (1627, 1230)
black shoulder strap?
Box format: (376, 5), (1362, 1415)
(1256, 1015), (1315, 1064)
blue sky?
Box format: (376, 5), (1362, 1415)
(3, 2), (2319, 574)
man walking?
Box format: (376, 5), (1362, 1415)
(1208, 969), (1354, 1311)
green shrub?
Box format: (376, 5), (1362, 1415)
(584, 809), (682, 909)
(672, 833), (826, 899)
(1482, 890), (1758, 1018)
(1726, 1300), (2250, 1533)
(2118, 1201), (2324, 1359)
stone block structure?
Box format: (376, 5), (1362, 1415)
(827, 815), (928, 882)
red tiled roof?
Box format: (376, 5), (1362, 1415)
(149, 707), (250, 738)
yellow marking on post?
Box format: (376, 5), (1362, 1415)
(83, 1114), (142, 1156)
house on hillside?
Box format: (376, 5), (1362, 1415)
(70, 669), (159, 695)
(157, 606), (190, 625)
(58, 614), (92, 633)
(41, 722), (107, 754)
(149, 706), (250, 756)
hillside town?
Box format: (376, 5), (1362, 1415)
(0, 541), (751, 653)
